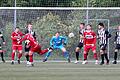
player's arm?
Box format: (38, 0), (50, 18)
(114, 32), (118, 43)
(79, 31), (84, 39)
(105, 30), (111, 38)
(62, 36), (67, 45)
(50, 36), (54, 47)
(18, 34), (28, 44)
(0, 33), (5, 42)
(11, 33), (17, 40)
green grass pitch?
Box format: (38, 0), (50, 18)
(0, 61), (120, 80)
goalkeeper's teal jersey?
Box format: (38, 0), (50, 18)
(50, 36), (67, 46)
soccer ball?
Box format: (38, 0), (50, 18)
(68, 32), (74, 38)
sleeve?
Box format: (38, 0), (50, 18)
(62, 36), (67, 44)
(114, 32), (118, 42)
(20, 34), (28, 43)
(0, 33), (5, 42)
(11, 33), (17, 40)
(33, 31), (36, 39)
(105, 30), (111, 38)
(50, 37), (54, 46)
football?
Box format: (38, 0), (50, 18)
(68, 32), (75, 38)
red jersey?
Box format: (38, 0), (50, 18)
(20, 33), (38, 48)
(11, 31), (24, 45)
(83, 30), (96, 45)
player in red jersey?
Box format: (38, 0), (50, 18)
(11, 27), (24, 64)
(19, 33), (52, 67)
(82, 24), (98, 64)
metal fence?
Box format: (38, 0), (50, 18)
(0, 8), (120, 60)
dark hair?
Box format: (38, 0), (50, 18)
(87, 24), (92, 27)
(27, 22), (32, 25)
(15, 27), (20, 29)
(80, 23), (85, 26)
(98, 23), (104, 27)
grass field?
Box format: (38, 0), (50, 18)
(0, 61), (120, 80)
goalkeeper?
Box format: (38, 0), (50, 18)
(43, 32), (71, 63)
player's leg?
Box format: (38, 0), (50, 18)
(82, 45), (89, 64)
(74, 43), (83, 63)
(91, 46), (98, 64)
(24, 46), (30, 64)
(43, 49), (53, 62)
(104, 49), (109, 65)
(11, 45), (17, 64)
(27, 51), (34, 67)
(113, 44), (119, 64)
(25, 52), (29, 64)
(99, 49), (105, 65)
(0, 45), (5, 63)
(17, 46), (23, 64)
(61, 46), (71, 63)
(75, 47), (80, 63)
(99, 44), (107, 65)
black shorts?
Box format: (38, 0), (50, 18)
(24, 44), (31, 52)
(77, 42), (83, 49)
(115, 44), (120, 50)
(100, 44), (107, 50)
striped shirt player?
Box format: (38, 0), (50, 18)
(113, 26), (120, 64)
(0, 31), (5, 63)
(74, 23), (85, 64)
(97, 29), (111, 50)
(24, 23), (36, 63)
(97, 23), (111, 65)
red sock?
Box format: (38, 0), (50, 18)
(84, 53), (87, 60)
(94, 53), (98, 60)
(11, 52), (15, 60)
(29, 55), (33, 62)
(18, 53), (22, 60)
(39, 49), (48, 55)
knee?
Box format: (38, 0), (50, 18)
(75, 47), (79, 52)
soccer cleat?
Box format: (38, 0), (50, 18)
(2, 59), (5, 63)
(27, 62), (34, 67)
(68, 58), (71, 63)
(74, 60), (79, 64)
(95, 60), (98, 64)
(18, 60), (20, 64)
(106, 60), (109, 65)
(11, 61), (14, 65)
(43, 58), (48, 62)
(27, 64), (34, 67)
(82, 60), (88, 64)
(113, 61), (117, 64)
(48, 47), (53, 50)
(27, 61), (30, 65)
(100, 62), (104, 65)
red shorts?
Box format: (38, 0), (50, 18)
(30, 44), (41, 52)
(84, 45), (96, 53)
(12, 45), (23, 51)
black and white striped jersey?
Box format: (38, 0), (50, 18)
(97, 29), (111, 45)
(115, 31), (120, 44)
(79, 29), (85, 43)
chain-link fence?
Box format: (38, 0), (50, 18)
(0, 8), (120, 60)
(0, 0), (120, 7)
